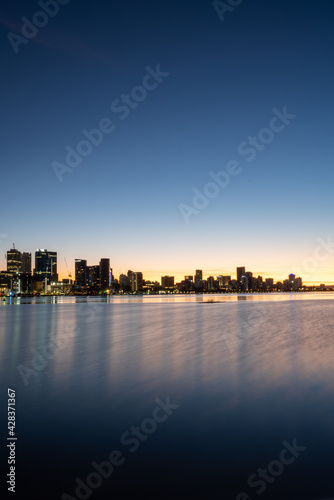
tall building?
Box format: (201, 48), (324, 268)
(194, 270), (203, 288)
(207, 276), (217, 291)
(237, 267), (246, 282)
(246, 271), (253, 290)
(21, 253), (32, 274)
(265, 278), (274, 291)
(49, 251), (58, 282)
(130, 272), (143, 292)
(119, 274), (130, 289)
(34, 249), (58, 284)
(294, 277), (303, 289)
(99, 258), (110, 290)
(86, 265), (100, 289)
(7, 247), (22, 274)
(240, 275), (248, 291)
(75, 259), (87, 288)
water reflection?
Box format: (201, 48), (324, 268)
(1, 292), (334, 306)
(1, 295), (334, 499)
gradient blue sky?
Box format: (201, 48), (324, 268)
(1, 0), (334, 283)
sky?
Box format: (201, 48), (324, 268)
(1, 0), (334, 284)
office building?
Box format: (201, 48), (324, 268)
(86, 265), (100, 289)
(7, 247), (22, 274)
(195, 270), (203, 288)
(75, 259), (87, 288)
(240, 275), (248, 291)
(0, 271), (13, 291)
(237, 267), (246, 283)
(161, 276), (174, 288)
(119, 274), (130, 289)
(21, 253), (32, 274)
(34, 249), (58, 284)
(207, 276), (217, 291)
(99, 258), (110, 290)
(217, 275), (231, 287)
(130, 272), (143, 292)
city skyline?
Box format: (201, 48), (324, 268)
(1, 242), (333, 286)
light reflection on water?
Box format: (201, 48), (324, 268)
(1, 291), (334, 306)
(0, 294), (333, 499)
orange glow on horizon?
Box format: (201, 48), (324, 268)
(57, 264), (334, 287)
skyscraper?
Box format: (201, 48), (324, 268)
(48, 251), (58, 282)
(195, 270), (203, 288)
(7, 247), (22, 274)
(86, 265), (100, 289)
(130, 272), (143, 292)
(34, 249), (58, 284)
(75, 259), (87, 288)
(237, 267), (246, 282)
(21, 253), (32, 274)
(99, 258), (110, 290)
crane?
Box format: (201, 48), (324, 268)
(64, 257), (72, 279)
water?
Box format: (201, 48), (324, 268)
(1, 294), (334, 499)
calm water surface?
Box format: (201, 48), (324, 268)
(1, 294), (333, 499)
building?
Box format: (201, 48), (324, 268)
(207, 276), (217, 291)
(217, 275), (231, 288)
(161, 276), (174, 288)
(284, 274), (303, 291)
(294, 277), (303, 289)
(7, 247), (22, 274)
(130, 272), (143, 292)
(177, 277), (193, 292)
(75, 259), (87, 288)
(236, 267), (246, 283)
(86, 265), (100, 289)
(47, 280), (73, 295)
(99, 258), (110, 290)
(34, 249), (58, 284)
(0, 271), (13, 292)
(119, 274), (130, 290)
(17, 273), (33, 294)
(194, 270), (203, 289)
(240, 275), (248, 291)
(21, 253), (32, 274)
(48, 251), (58, 282)
(246, 272), (253, 290)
